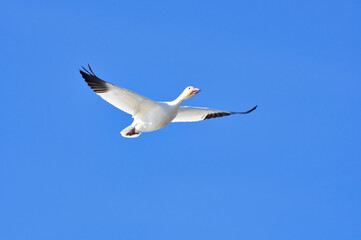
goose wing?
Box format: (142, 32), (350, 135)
(80, 65), (156, 116)
(172, 105), (257, 122)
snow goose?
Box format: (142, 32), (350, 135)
(80, 65), (257, 138)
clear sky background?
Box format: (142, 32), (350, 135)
(1, 0), (360, 239)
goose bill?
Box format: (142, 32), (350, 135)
(192, 88), (201, 95)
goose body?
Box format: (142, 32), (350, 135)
(80, 65), (257, 138)
(131, 102), (178, 132)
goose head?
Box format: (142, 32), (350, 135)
(182, 86), (201, 100)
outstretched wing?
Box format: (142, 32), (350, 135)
(80, 65), (156, 116)
(172, 105), (257, 122)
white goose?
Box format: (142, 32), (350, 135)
(80, 65), (257, 138)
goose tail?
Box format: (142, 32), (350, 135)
(121, 125), (141, 138)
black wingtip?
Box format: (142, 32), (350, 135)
(247, 105), (258, 113)
(87, 64), (97, 77)
(203, 112), (232, 120)
(232, 105), (258, 114)
(79, 65), (109, 93)
(80, 65), (93, 75)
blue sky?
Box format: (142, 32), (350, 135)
(1, 0), (360, 239)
